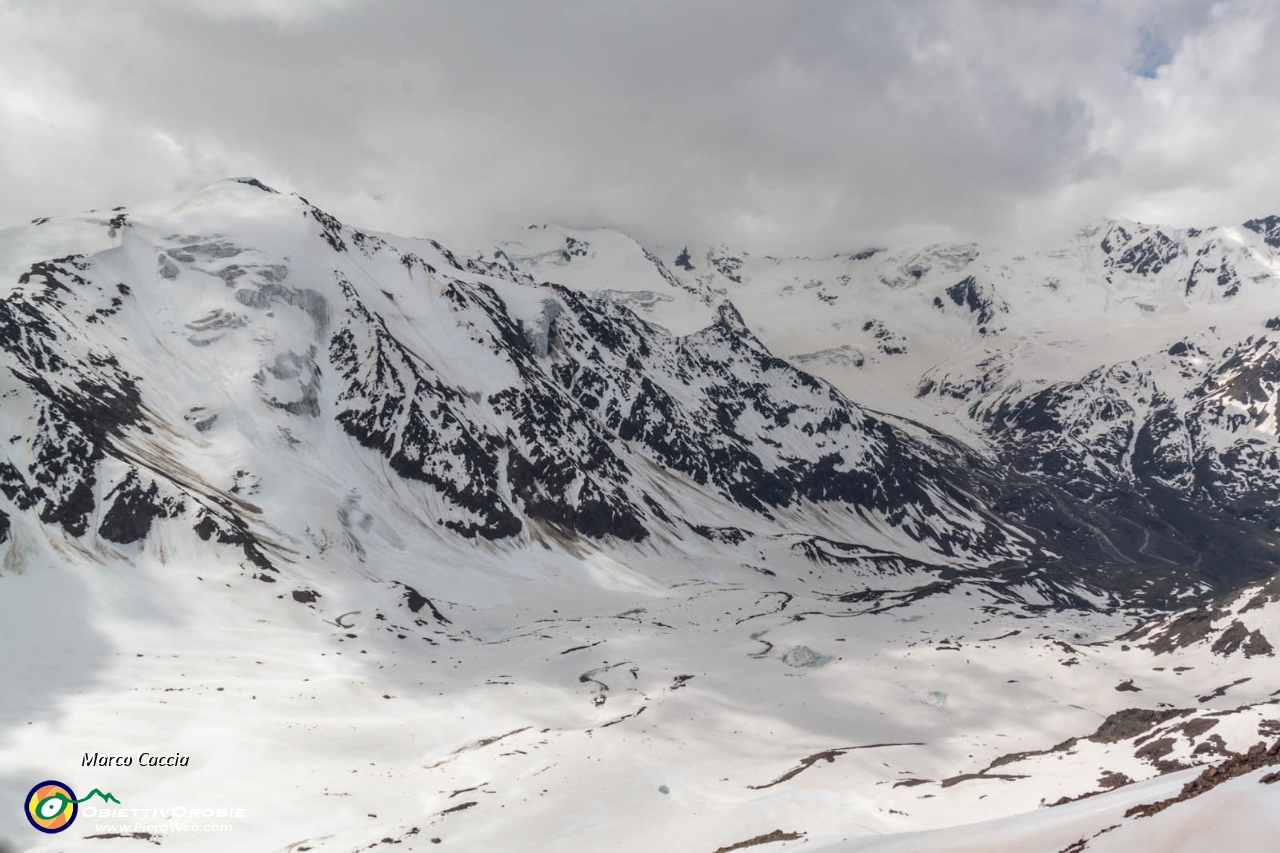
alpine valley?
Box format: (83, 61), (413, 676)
(2, 178), (1280, 852)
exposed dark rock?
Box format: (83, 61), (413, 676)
(1133, 736), (1183, 771)
(231, 177), (279, 194)
(1091, 708), (1190, 744)
(1197, 678), (1251, 703)
(940, 771), (1028, 788)
(1142, 607), (1227, 653)
(1243, 215), (1280, 249)
(687, 524), (748, 546)
(1211, 620), (1250, 656)
(942, 276), (1006, 334)
(303, 202), (348, 252)
(710, 253), (744, 283)
(561, 236), (588, 261)
(1171, 717), (1219, 740)
(1244, 630), (1274, 657)
(1098, 771), (1132, 790)
(329, 274), (520, 541)
(193, 509), (275, 573)
(712, 829), (805, 853)
(1126, 739), (1280, 818)
(1193, 733), (1231, 757)
(397, 583), (451, 624)
(748, 743), (923, 790)
(98, 470), (184, 544)
(1109, 228), (1183, 275)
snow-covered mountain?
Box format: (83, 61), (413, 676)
(2, 179), (1279, 852)
(0, 180), (1044, 570)
(488, 217), (1280, 602)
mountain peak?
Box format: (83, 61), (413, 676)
(226, 176), (280, 194)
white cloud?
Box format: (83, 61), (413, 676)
(0, 0), (1276, 251)
(157, 0), (361, 24)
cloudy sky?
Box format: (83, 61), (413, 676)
(1, 0), (1276, 252)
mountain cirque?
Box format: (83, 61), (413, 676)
(0, 178), (1277, 851)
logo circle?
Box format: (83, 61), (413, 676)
(25, 780), (77, 834)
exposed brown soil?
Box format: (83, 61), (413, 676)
(86, 834), (160, 846)
(437, 801), (477, 816)
(939, 771), (1028, 788)
(712, 829), (805, 852)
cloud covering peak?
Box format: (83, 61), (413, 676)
(0, 0), (1274, 252)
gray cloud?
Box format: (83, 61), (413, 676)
(0, 0), (1275, 252)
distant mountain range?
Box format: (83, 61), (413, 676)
(481, 211), (1280, 604)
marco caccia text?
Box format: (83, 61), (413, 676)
(82, 752), (190, 767)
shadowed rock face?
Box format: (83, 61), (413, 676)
(961, 332), (1280, 594)
(934, 275), (1007, 336)
(98, 470), (185, 544)
(1243, 215), (1280, 249)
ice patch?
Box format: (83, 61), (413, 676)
(781, 646), (833, 668)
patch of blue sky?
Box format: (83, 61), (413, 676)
(1130, 25), (1175, 78)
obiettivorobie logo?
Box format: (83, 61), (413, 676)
(24, 780), (119, 834)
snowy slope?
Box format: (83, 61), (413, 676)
(1, 181), (1279, 851)
(5, 518), (1280, 852)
